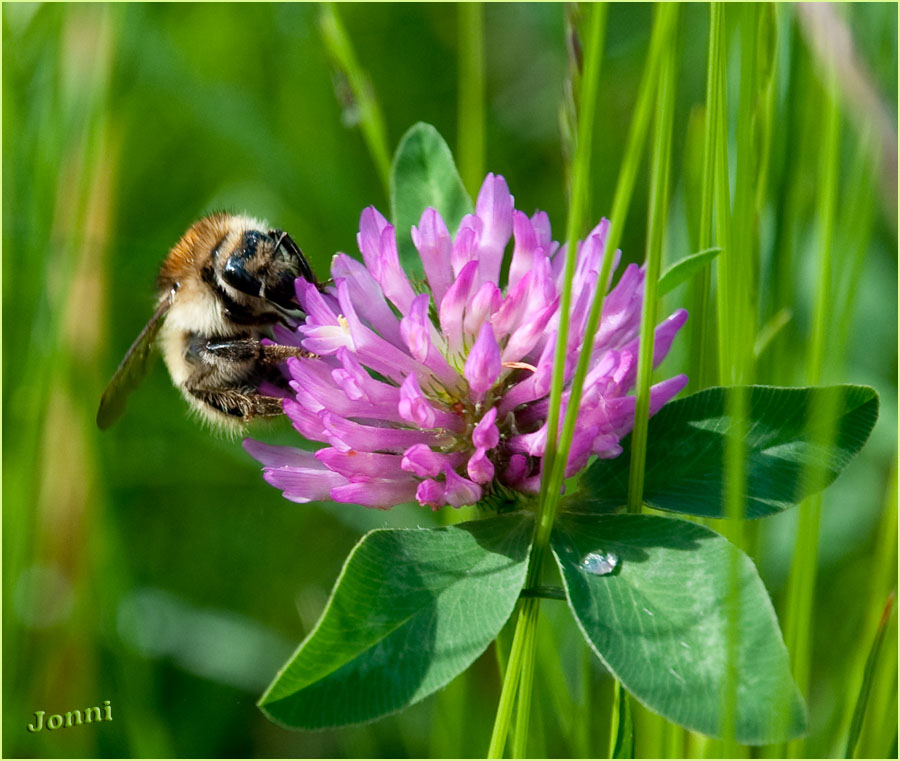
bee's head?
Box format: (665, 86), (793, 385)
(221, 225), (314, 312)
(158, 213), (315, 316)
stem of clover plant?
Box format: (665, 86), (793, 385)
(486, 4), (606, 757)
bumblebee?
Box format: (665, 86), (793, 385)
(97, 213), (317, 430)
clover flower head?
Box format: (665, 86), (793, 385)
(245, 174), (688, 510)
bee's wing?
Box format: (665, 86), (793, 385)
(96, 288), (175, 429)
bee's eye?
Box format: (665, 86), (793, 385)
(222, 249), (261, 298)
(241, 230), (268, 257)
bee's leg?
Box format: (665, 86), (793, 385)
(187, 388), (285, 420)
(191, 336), (310, 367)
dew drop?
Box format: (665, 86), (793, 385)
(580, 551), (619, 576)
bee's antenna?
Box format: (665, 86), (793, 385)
(271, 230), (288, 253)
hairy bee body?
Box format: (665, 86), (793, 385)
(97, 212), (317, 431)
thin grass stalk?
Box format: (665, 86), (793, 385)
(766, 15), (805, 387)
(534, 615), (580, 750)
(711, 4), (733, 387)
(607, 679), (623, 757)
(560, 4), (582, 202)
(609, 679), (634, 758)
(835, 457), (897, 755)
(662, 718), (684, 759)
(573, 642), (592, 757)
(782, 63), (841, 758)
(754, 5), (777, 220)
(538, 1), (607, 505)
(548, 2), (677, 516)
(541, 11), (674, 753)
(14, 9), (127, 754)
(855, 600), (898, 757)
(833, 131), (879, 362)
(687, 2), (723, 392)
(544, 0), (677, 517)
(318, 3), (392, 197)
(720, 386), (747, 756)
(721, 5), (769, 751)
(487, 8), (605, 749)
(490, 8), (607, 757)
(606, 8), (674, 249)
(626, 12), (677, 515)
(487, 598), (527, 758)
(510, 600), (540, 757)
(457, 2), (485, 196)
(845, 592), (896, 757)
(731, 3), (760, 386)
(544, 11), (676, 752)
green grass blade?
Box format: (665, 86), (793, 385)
(318, 3), (392, 197)
(752, 307), (792, 360)
(626, 5), (677, 514)
(782, 51), (842, 758)
(539, 1), (607, 506)
(487, 598), (527, 758)
(510, 598), (540, 758)
(688, 3), (724, 391)
(548, 4), (678, 523)
(659, 247), (721, 297)
(845, 591), (896, 757)
(832, 130), (879, 362)
(499, 6), (607, 757)
(457, 2), (485, 195)
(710, 1), (733, 387)
(610, 680), (635, 758)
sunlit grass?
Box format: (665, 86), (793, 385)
(3, 3), (896, 758)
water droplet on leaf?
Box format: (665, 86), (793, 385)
(580, 550), (619, 576)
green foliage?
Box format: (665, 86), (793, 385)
(552, 513), (806, 744)
(3, 3), (896, 758)
(390, 122), (473, 279)
(259, 513), (532, 729)
(845, 592), (896, 757)
(658, 247), (721, 296)
(256, 372), (875, 742)
(578, 385), (879, 519)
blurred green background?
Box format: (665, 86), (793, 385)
(3, 3), (896, 758)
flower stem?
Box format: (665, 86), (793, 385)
(626, 5), (677, 515)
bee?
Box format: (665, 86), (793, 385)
(97, 212), (318, 431)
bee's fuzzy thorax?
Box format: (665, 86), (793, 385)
(98, 211), (312, 430)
